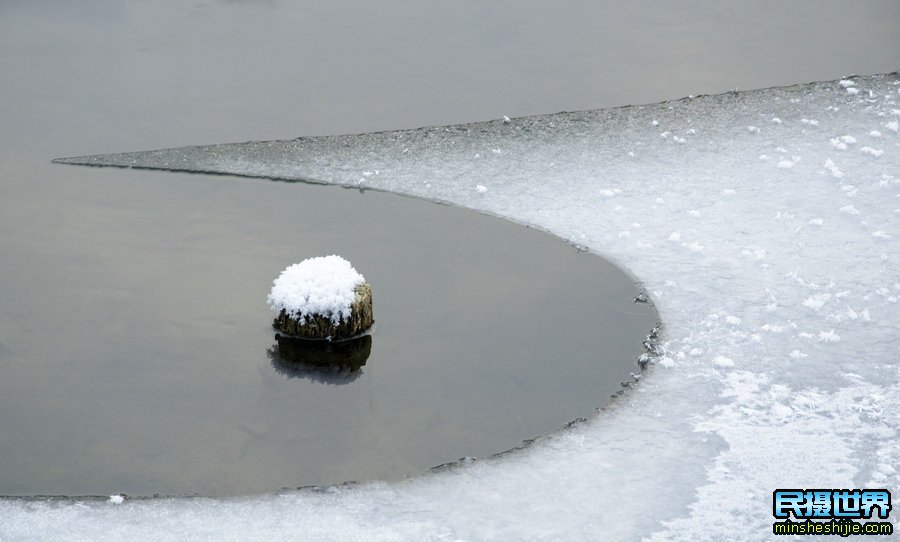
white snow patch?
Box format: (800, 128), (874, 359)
(830, 138), (848, 150)
(686, 241), (704, 252)
(802, 293), (832, 310)
(713, 356), (735, 368)
(860, 146), (884, 158)
(824, 158), (844, 178)
(741, 247), (766, 260)
(475, 184), (488, 193)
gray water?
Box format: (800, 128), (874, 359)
(1, 0), (898, 497)
(0, 164), (657, 496)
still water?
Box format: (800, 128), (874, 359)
(0, 0), (897, 497)
(0, 165), (658, 496)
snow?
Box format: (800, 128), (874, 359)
(861, 146), (884, 158)
(25, 72), (900, 540)
(712, 356), (735, 368)
(830, 137), (849, 150)
(266, 255), (365, 324)
(776, 159), (795, 169)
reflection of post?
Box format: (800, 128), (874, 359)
(274, 333), (372, 371)
(266, 343), (365, 386)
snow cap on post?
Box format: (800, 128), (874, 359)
(267, 255), (373, 340)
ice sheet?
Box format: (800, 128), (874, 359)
(8, 73), (899, 540)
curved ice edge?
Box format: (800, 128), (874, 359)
(47, 71), (899, 275)
(48, 119), (674, 499)
(49, 69), (897, 167)
(0, 317), (665, 501)
(50, 151), (657, 295)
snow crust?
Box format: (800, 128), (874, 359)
(19, 73), (900, 540)
(266, 255), (365, 324)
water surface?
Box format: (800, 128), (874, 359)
(0, 165), (658, 496)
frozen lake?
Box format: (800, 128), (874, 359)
(2, 0), (899, 540)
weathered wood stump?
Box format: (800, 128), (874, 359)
(272, 282), (373, 340)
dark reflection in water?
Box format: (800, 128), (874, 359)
(268, 333), (372, 385)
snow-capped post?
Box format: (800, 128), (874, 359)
(267, 255), (374, 340)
